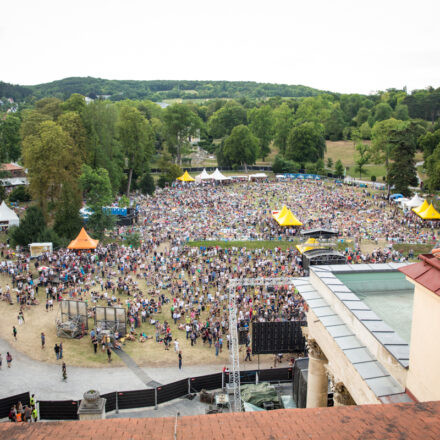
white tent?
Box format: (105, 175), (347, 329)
(211, 168), (231, 181)
(404, 194), (425, 209)
(0, 201), (19, 227)
(195, 168), (213, 182)
(29, 242), (53, 258)
(248, 173), (267, 181)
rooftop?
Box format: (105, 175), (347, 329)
(399, 254), (440, 296)
(1, 401), (439, 439)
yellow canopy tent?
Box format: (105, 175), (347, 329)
(277, 209), (303, 226)
(412, 199), (429, 215)
(68, 228), (99, 250)
(273, 205), (288, 221)
(416, 203), (440, 220)
(296, 238), (324, 254)
(177, 171), (195, 182)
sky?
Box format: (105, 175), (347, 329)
(2, 0), (440, 94)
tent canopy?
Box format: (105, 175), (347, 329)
(390, 194), (404, 200)
(296, 238), (325, 254)
(277, 209), (303, 226)
(68, 228), (99, 250)
(195, 169), (212, 181)
(177, 171), (195, 182)
(273, 205), (288, 221)
(211, 168), (231, 181)
(416, 203), (440, 220)
(412, 200), (429, 215)
(0, 201), (19, 227)
(405, 194), (425, 208)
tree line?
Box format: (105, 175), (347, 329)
(1, 87), (440, 245)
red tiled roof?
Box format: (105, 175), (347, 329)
(1, 163), (23, 171)
(399, 254), (440, 296)
(1, 401), (440, 440)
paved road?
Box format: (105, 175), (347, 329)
(0, 338), (270, 400)
(0, 337), (223, 400)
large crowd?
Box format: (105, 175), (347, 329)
(0, 179), (438, 369)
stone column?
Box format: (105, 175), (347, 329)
(333, 382), (355, 406)
(306, 339), (328, 408)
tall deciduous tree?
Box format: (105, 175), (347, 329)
(334, 159), (345, 178)
(354, 142), (370, 178)
(223, 125), (258, 171)
(285, 122), (326, 164)
(0, 115), (21, 161)
(118, 105), (154, 195)
(273, 103), (294, 155)
(22, 120), (83, 213)
(54, 180), (83, 239)
(164, 104), (202, 165)
(249, 105), (274, 160)
(207, 102), (247, 139)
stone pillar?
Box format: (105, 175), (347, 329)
(333, 382), (355, 406)
(306, 339), (328, 408)
(78, 390), (106, 420)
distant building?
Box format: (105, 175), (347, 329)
(1, 163), (26, 177)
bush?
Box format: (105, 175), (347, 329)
(371, 175), (376, 182)
(158, 175), (169, 188)
(9, 186), (31, 203)
(139, 172), (155, 195)
(272, 155), (300, 173)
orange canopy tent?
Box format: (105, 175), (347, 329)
(68, 228), (99, 250)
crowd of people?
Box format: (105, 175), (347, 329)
(0, 178), (437, 373)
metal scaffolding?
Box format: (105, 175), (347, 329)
(227, 277), (304, 411)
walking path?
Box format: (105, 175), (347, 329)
(0, 337), (271, 401)
(0, 337), (221, 400)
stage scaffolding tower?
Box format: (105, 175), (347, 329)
(227, 277), (303, 412)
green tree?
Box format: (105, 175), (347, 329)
(58, 111), (88, 162)
(118, 105), (154, 195)
(8, 186), (31, 203)
(388, 124), (419, 196)
(426, 144), (440, 191)
(53, 180), (83, 239)
(354, 142), (370, 178)
(354, 107), (370, 126)
(63, 94), (86, 114)
(271, 155), (300, 173)
(9, 206), (46, 246)
(22, 120), (83, 213)
(79, 165), (114, 238)
(118, 195), (130, 207)
(334, 159), (344, 178)
(373, 103), (393, 122)
(371, 118), (402, 193)
(81, 100), (123, 193)
(207, 102), (247, 138)
(359, 121), (372, 140)
(326, 157), (333, 168)
(35, 97), (63, 120)
(273, 103), (294, 155)
(394, 104), (409, 121)
(0, 115), (21, 161)
(249, 105), (274, 160)
(324, 105), (346, 141)
(419, 129), (440, 160)
(223, 125), (258, 171)
(139, 171), (155, 195)
(285, 122), (326, 164)
(163, 104), (202, 165)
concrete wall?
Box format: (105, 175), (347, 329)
(406, 281), (440, 401)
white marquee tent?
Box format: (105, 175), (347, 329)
(0, 201), (19, 227)
(404, 194), (425, 209)
(195, 169), (213, 182)
(211, 168), (231, 181)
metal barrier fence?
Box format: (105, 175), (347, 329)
(0, 368), (293, 421)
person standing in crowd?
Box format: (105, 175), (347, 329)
(32, 406), (38, 422)
(12, 326), (17, 341)
(174, 338), (179, 352)
(61, 362), (67, 381)
(59, 342), (63, 359)
(54, 343), (60, 360)
(178, 350), (182, 370)
(6, 352), (12, 368)
(41, 333), (45, 349)
(92, 335), (98, 354)
(107, 347), (112, 363)
(30, 394), (36, 410)
(244, 345), (252, 362)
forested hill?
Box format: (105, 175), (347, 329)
(8, 77), (325, 101)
